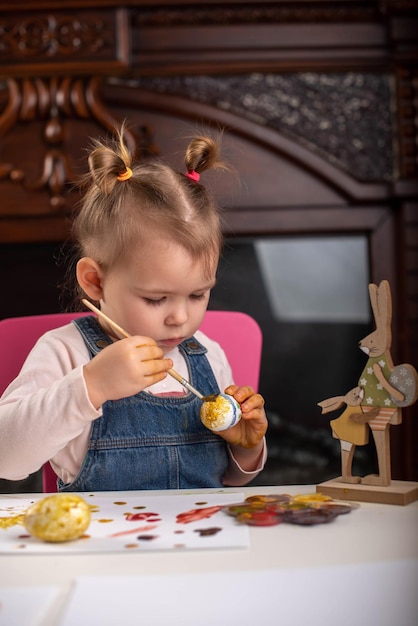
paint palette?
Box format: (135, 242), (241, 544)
(225, 493), (358, 526)
(0, 492), (249, 553)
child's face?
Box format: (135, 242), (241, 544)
(98, 238), (217, 351)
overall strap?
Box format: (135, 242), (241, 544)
(72, 315), (113, 357)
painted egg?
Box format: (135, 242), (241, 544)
(389, 364), (418, 407)
(200, 393), (241, 431)
(24, 494), (91, 542)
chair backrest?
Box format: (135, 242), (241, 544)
(0, 310), (262, 492)
(0, 313), (87, 395)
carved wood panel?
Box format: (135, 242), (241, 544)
(0, 0), (417, 480)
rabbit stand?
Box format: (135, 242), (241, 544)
(317, 280), (418, 505)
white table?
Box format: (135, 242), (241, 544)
(1, 485), (417, 626)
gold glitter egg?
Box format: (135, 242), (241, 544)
(24, 494), (91, 542)
(200, 393), (241, 431)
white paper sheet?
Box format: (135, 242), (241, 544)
(0, 587), (59, 626)
(0, 492), (249, 553)
(59, 559), (418, 626)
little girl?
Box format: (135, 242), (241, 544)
(0, 129), (267, 491)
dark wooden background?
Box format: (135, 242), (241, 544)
(0, 1), (417, 490)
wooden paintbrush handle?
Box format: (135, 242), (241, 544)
(81, 299), (129, 339)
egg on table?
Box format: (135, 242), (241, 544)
(24, 494), (91, 542)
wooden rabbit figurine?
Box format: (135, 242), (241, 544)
(319, 280), (417, 487)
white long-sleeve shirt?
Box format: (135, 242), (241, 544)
(0, 323), (266, 487)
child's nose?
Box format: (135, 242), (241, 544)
(166, 305), (188, 326)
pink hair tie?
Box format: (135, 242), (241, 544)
(185, 170), (200, 182)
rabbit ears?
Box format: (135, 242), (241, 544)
(368, 279), (392, 331)
(317, 396), (345, 414)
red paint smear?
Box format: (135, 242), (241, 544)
(125, 512), (161, 522)
(176, 506), (223, 524)
(109, 523), (158, 538)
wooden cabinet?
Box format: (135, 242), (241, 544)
(0, 1), (417, 481)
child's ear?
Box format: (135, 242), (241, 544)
(76, 257), (104, 301)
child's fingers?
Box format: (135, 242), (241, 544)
(224, 384), (239, 395)
(241, 393), (265, 413)
(224, 385), (264, 413)
(144, 370), (171, 388)
(143, 358), (173, 377)
(224, 385), (255, 403)
(134, 344), (165, 362)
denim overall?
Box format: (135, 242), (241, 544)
(58, 316), (229, 492)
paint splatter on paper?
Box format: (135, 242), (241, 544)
(176, 506), (223, 524)
(0, 492), (249, 553)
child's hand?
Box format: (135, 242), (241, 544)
(83, 337), (173, 408)
(218, 385), (267, 448)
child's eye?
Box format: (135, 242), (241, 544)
(190, 293), (206, 301)
(144, 297), (165, 306)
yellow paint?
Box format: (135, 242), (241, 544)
(0, 514), (25, 529)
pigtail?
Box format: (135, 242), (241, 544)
(184, 135), (228, 181)
(88, 126), (133, 195)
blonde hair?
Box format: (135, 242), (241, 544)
(72, 128), (228, 281)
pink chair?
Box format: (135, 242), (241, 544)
(0, 310), (262, 492)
